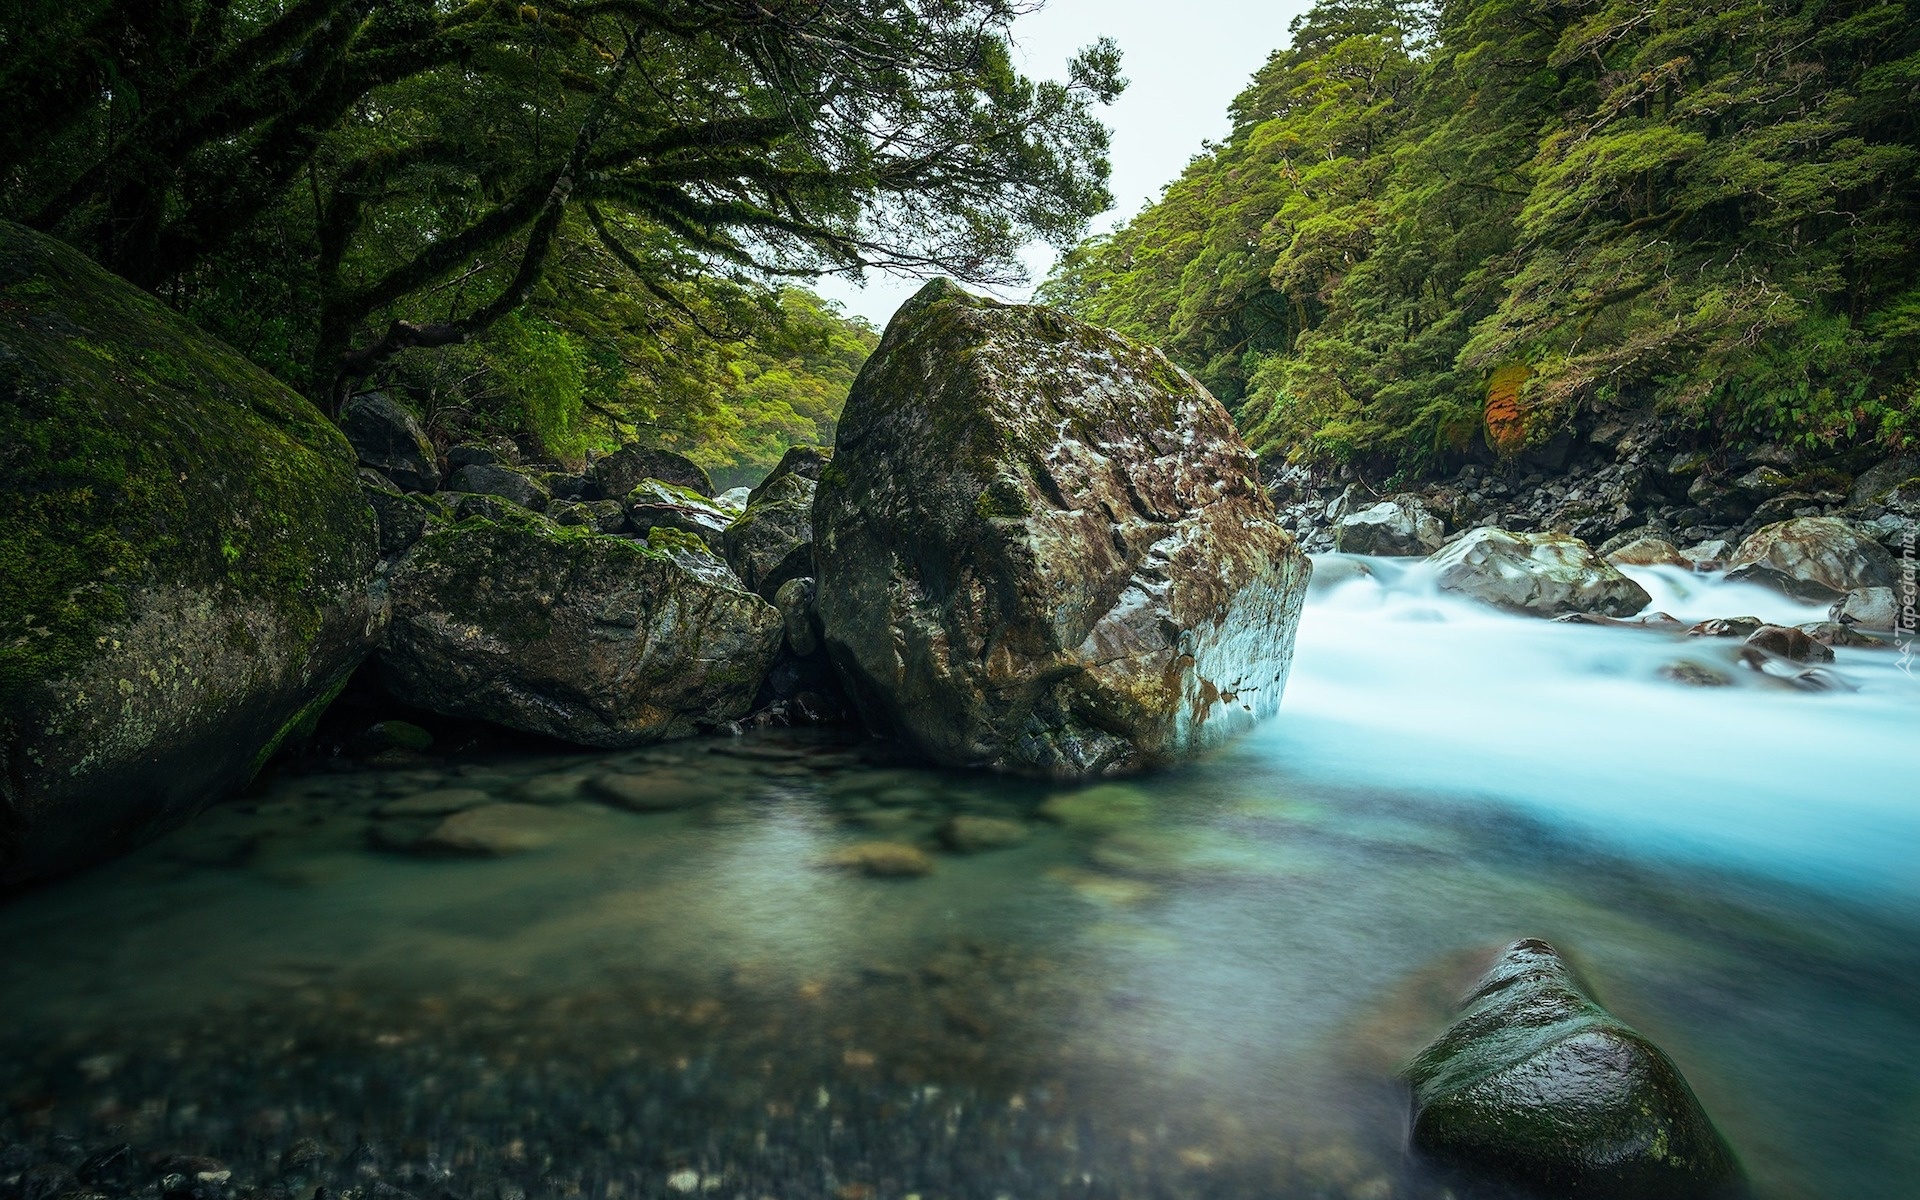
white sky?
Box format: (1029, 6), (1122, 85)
(812, 0), (1312, 328)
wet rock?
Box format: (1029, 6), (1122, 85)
(815, 280), (1309, 777)
(376, 787), (493, 817)
(714, 486), (752, 512)
(342, 392), (440, 493)
(1307, 555), (1374, 594)
(550, 499), (628, 535)
(1686, 616), (1765, 639)
(826, 841), (935, 877)
(1332, 496), (1446, 556)
(774, 577), (821, 657)
(513, 772), (590, 804)
(446, 440), (520, 470)
(625, 480), (733, 550)
(360, 469), (448, 557)
(724, 471), (817, 600)
(594, 444), (713, 499)
(749, 444), (834, 502)
(1038, 783), (1152, 832)
(1405, 938), (1739, 1199)
(1743, 625), (1834, 663)
(449, 491), (515, 523)
(1605, 535), (1685, 568)
(1829, 586), (1899, 631)
(17, 1163), (77, 1200)
(1678, 539), (1736, 571)
(1428, 528), (1651, 617)
(417, 803), (573, 854)
(1795, 621), (1878, 649)
(380, 513), (782, 746)
(446, 463), (551, 512)
(586, 771), (710, 811)
(938, 815), (1031, 853)
(0, 220), (382, 885)
(1846, 455), (1919, 506)
(1725, 516), (1896, 601)
(1660, 661), (1731, 687)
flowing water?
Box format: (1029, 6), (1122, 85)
(1, 558), (1916, 1200)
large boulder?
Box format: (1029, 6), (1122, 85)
(0, 221), (380, 885)
(593, 444), (713, 499)
(625, 479), (732, 551)
(1332, 496), (1445, 555)
(340, 391), (439, 492)
(1406, 939), (1739, 1199)
(1429, 528), (1651, 617)
(380, 513), (781, 746)
(445, 462), (551, 512)
(1830, 586), (1899, 631)
(1725, 516), (1897, 601)
(813, 280), (1310, 777)
(723, 471), (817, 599)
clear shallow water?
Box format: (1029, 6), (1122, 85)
(0, 559), (1915, 1200)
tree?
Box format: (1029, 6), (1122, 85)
(1, 0), (1121, 409)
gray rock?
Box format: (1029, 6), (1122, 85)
(446, 439), (520, 470)
(814, 280), (1309, 777)
(724, 471), (818, 599)
(341, 391), (440, 492)
(1743, 624), (1834, 663)
(1726, 517), (1897, 601)
(1829, 586), (1899, 631)
(550, 498), (629, 535)
(625, 479), (733, 550)
(1405, 939), (1739, 1198)
(714, 486), (752, 512)
(360, 468), (448, 557)
(1660, 660), (1732, 687)
(446, 462), (551, 512)
(1846, 455), (1919, 506)
(748, 444), (833, 505)
(594, 444), (713, 499)
(0, 220), (381, 885)
(774, 577), (821, 657)
(1679, 539), (1736, 570)
(417, 803), (577, 854)
(1428, 528), (1651, 617)
(1332, 496), (1446, 555)
(380, 513), (782, 746)
(1605, 535), (1685, 567)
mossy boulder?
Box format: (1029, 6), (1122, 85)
(625, 479), (732, 550)
(814, 280), (1310, 777)
(0, 220), (381, 885)
(723, 470), (817, 600)
(378, 513), (782, 746)
(594, 444), (713, 499)
(1406, 939), (1739, 1199)
(445, 462), (550, 512)
(340, 391), (439, 493)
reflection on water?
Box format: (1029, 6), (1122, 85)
(0, 558), (1915, 1200)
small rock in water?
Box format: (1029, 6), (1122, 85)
(938, 815), (1031, 853)
(1660, 660), (1732, 688)
(1829, 585), (1898, 631)
(1404, 938), (1739, 1198)
(1743, 624), (1835, 663)
(418, 803), (573, 854)
(1686, 616), (1764, 639)
(515, 772), (591, 804)
(1795, 620), (1880, 649)
(826, 841), (934, 878)
(588, 771), (710, 811)
(376, 787), (493, 818)
(1038, 784), (1152, 832)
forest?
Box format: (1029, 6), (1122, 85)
(1040, 0), (1920, 474)
(0, 0), (1119, 480)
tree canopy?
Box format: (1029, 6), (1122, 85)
(1, 0), (1119, 469)
(1042, 0), (1920, 474)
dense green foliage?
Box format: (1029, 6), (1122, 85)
(1042, 0), (1920, 471)
(0, 0), (1117, 463)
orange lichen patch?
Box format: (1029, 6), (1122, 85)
(1485, 364), (1533, 455)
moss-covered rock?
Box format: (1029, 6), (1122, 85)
(340, 391), (439, 493)
(445, 462), (551, 512)
(594, 444), (714, 499)
(0, 220), (381, 885)
(814, 280), (1310, 777)
(1405, 939), (1740, 1199)
(378, 513), (781, 746)
(723, 471), (817, 600)
(625, 479), (732, 550)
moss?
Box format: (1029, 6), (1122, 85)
(974, 477), (1032, 520)
(0, 221), (374, 722)
(645, 526), (709, 555)
(247, 666), (353, 777)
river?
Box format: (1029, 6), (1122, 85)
(0, 557), (1913, 1200)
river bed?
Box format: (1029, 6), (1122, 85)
(0, 557), (1914, 1200)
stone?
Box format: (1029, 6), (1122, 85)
(379, 513), (782, 747)
(446, 439), (520, 470)
(586, 771), (710, 811)
(624, 479), (733, 550)
(1605, 535), (1685, 568)
(1678, 539), (1736, 570)
(1660, 660), (1731, 687)
(715, 486), (752, 512)
(594, 444), (713, 499)
(1743, 624), (1835, 663)
(360, 468), (448, 557)
(1332, 496), (1446, 556)
(1405, 939), (1739, 1198)
(724, 471), (817, 599)
(364, 720), (433, 752)
(814, 280), (1309, 777)
(1686, 615), (1764, 639)
(1795, 620), (1879, 649)
(418, 803), (573, 854)
(938, 814), (1031, 853)
(748, 444), (833, 504)
(1038, 783), (1152, 831)
(0, 221), (381, 885)
(1830, 586), (1899, 631)
(1846, 455), (1920, 506)
(826, 841), (935, 877)
(446, 462), (551, 512)
(341, 391), (440, 492)
(1725, 517), (1896, 601)
(377, 787), (492, 817)
(1428, 528), (1652, 617)
(774, 577), (821, 657)
(549, 498), (628, 535)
